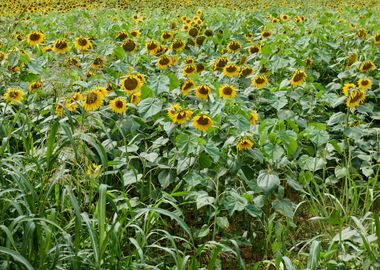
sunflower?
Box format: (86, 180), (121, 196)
(74, 37), (93, 51)
(219, 85), (237, 99)
(195, 85), (211, 100)
(259, 65), (270, 75)
(116, 32), (129, 40)
(55, 103), (64, 117)
(157, 55), (172, 69)
(53, 39), (70, 54)
(357, 28), (368, 39)
(65, 56), (80, 67)
(130, 30), (141, 38)
(3, 88), (25, 105)
(92, 56), (105, 69)
(83, 89), (105, 111)
(161, 31), (174, 42)
(170, 39), (186, 52)
(261, 30), (272, 39)
(252, 75), (269, 89)
(65, 97), (79, 112)
(346, 90), (366, 109)
(0, 52), (6, 61)
(136, 73), (146, 83)
(130, 92), (141, 105)
(342, 83), (356, 96)
(272, 18), (280, 23)
(188, 27), (199, 37)
(196, 63), (205, 73)
(281, 14), (289, 21)
(87, 163), (101, 178)
(182, 64), (197, 76)
(345, 53), (358, 68)
(290, 70), (307, 87)
(120, 75), (143, 94)
(183, 56), (194, 65)
(248, 45), (261, 55)
(204, 29), (213, 37)
(27, 31), (45, 46)
(305, 58), (313, 68)
(122, 39), (137, 53)
(227, 41), (242, 53)
(195, 35), (206, 46)
(373, 33), (380, 44)
(167, 103), (182, 120)
(192, 114), (213, 132)
(28, 81), (42, 93)
(249, 111), (259, 125)
(109, 97), (127, 114)
(358, 78), (372, 90)
(240, 66), (254, 77)
(181, 80), (195, 96)
(172, 109), (193, 124)
(359, 61), (376, 73)
(237, 138), (254, 151)
(132, 14), (143, 23)
(145, 40), (160, 55)
(223, 64), (240, 77)
(213, 57), (229, 70)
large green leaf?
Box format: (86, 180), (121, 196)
(137, 98), (163, 118)
(257, 170), (281, 192)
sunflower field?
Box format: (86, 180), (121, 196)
(1, 0), (380, 269)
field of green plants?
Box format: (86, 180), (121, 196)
(1, 0), (380, 269)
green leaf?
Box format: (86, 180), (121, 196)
(203, 141), (220, 162)
(46, 120), (59, 170)
(177, 156), (195, 174)
(298, 155), (326, 171)
(195, 191), (215, 209)
(272, 199), (294, 219)
(216, 217), (229, 229)
(263, 143), (284, 163)
(158, 170), (176, 188)
(176, 133), (198, 156)
(0, 247), (34, 270)
(113, 46), (125, 60)
(149, 75), (170, 94)
(307, 240), (320, 270)
(137, 98), (163, 118)
(140, 152), (159, 163)
(199, 152), (212, 169)
(223, 191), (247, 215)
(257, 170), (280, 192)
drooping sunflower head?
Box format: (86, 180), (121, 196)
(122, 39), (137, 53)
(130, 30), (141, 38)
(359, 60), (376, 73)
(83, 89), (105, 112)
(92, 56), (105, 69)
(145, 40), (160, 55)
(305, 58), (313, 68)
(357, 28), (368, 39)
(157, 55), (172, 69)
(120, 74), (143, 94)
(261, 30), (272, 39)
(373, 33), (380, 44)
(237, 138), (254, 151)
(192, 114), (213, 132)
(252, 75), (269, 89)
(65, 56), (80, 67)
(240, 66), (254, 77)
(182, 64), (197, 76)
(27, 31), (45, 46)
(116, 32), (129, 40)
(219, 85), (237, 99)
(223, 64), (240, 77)
(213, 57), (229, 70)
(249, 111), (259, 125)
(172, 109), (193, 125)
(196, 63), (205, 73)
(55, 103), (64, 117)
(3, 88), (25, 105)
(248, 45), (261, 55)
(109, 97), (127, 115)
(290, 70), (307, 87)
(345, 53), (358, 68)
(53, 39), (70, 54)
(28, 81), (42, 93)
(358, 77), (372, 90)
(161, 31), (174, 42)
(65, 97), (79, 113)
(342, 83), (356, 96)
(74, 37), (93, 51)
(170, 39), (186, 52)
(183, 56), (194, 65)
(227, 41), (242, 53)
(181, 79), (195, 96)
(87, 163), (101, 178)
(188, 27), (199, 37)
(195, 85), (211, 100)
(195, 35), (206, 46)
(167, 103), (183, 119)
(204, 29), (213, 37)
(130, 92), (141, 105)
(346, 90), (366, 109)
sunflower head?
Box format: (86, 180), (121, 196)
(342, 83), (356, 96)
(359, 61), (376, 73)
(373, 33), (380, 44)
(145, 40), (160, 55)
(223, 64), (240, 77)
(181, 80), (195, 96)
(27, 31), (45, 46)
(161, 31), (174, 42)
(213, 57), (229, 70)
(237, 138), (254, 151)
(227, 41), (242, 53)
(130, 30), (141, 38)
(171, 109), (193, 125)
(195, 85), (211, 100)
(55, 103), (64, 117)
(219, 85), (237, 99)
(3, 88), (25, 105)
(249, 111), (259, 125)
(345, 53), (358, 68)
(252, 75), (269, 89)
(182, 64), (197, 76)
(28, 81), (42, 93)
(83, 89), (105, 111)
(110, 97), (127, 115)
(170, 39), (185, 52)
(261, 30), (272, 39)
(281, 14), (289, 21)
(240, 66), (254, 77)
(120, 74), (143, 94)
(87, 163), (101, 178)
(116, 32), (129, 40)
(53, 39), (70, 54)
(346, 90), (366, 109)
(167, 103), (183, 119)
(290, 70), (307, 87)
(157, 55), (172, 69)
(74, 37), (93, 51)
(192, 114), (213, 132)
(130, 92), (141, 105)
(122, 39), (137, 53)
(357, 28), (368, 39)
(248, 45), (261, 55)
(358, 78), (372, 90)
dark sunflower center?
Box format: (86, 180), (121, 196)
(115, 100), (124, 108)
(197, 116), (209, 125)
(163, 33), (171, 39)
(93, 58), (103, 65)
(216, 59), (228, 68)
(189, 28), (198, 37)
(226, 66), (237, 73)
(55, 40), (68, 49)
(229, 42), (240, 50)
(159, 57), (170, 65)
(117, 32), (128, 39)
(147, 42), (158, 50)
(131, 31), (138, 37)
(376, 35), (380, 41)
(185, 66), (195, 73)
(255, 77), (265, 84)
(361, 80), (369, 86)
(30, 33), (41, 41)
(242, 68), (253, 76)
(223, 87), (233, 95)
(172, 41), (183, 49)
(31, 82), (42, 89)
(362, 62), (373, 70)
(176, 112), (186, 119)
(198, 86), (209, 95)
(250, 46), (260, 53)
(293, 72), (305, 82)
(241, 141), (250, 146)
(78, 38), (88, 46)
(350, 92), (364, 103)
(183, 81), (194, 91)
(9, 91), (19, 98)
(196, 63), (204, 72)
(262, 32), (271, 37)
(346, 55), (357, 66)
(124, 77), (138, 90)
(86, 92), (98, 104)
(122, 40), (136, 51)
